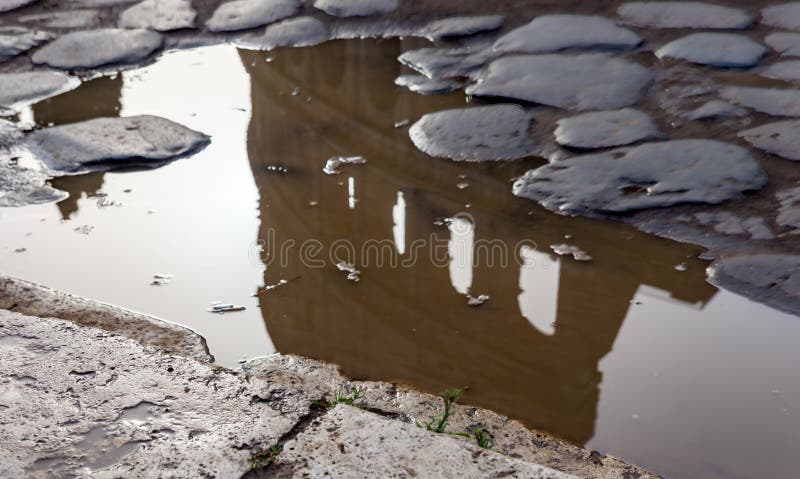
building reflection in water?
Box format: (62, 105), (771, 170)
(240, 40), (717, 445)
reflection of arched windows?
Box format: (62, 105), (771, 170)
(448, 215), (473, 295)
(518, 246), (560, 336)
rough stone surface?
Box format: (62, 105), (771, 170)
(119, 0), (197, 31)
(708, 254), (800, 316)
(0, 121), (65, 207)
(0, 26), (51, 63)
(207, 0), (299, 33)
(394, 74), (461, 95)
(0, 0), (37, 12)
(0, 275), (212, 361)
(554, 108), (664, 149)
(31, 28), (163, 69)
(513, 140), (767, 215)
(617, 2), (754, 29)
(313, 0), (397, 18)
(761, 60), (800, 82)
(18, 9), (101, 29)
(493, 15), (641, 54)
(466, 53), (653, 110)
(656, 33), (767, 68)
(0, 311), (298, 478)
(26, 115), (210, 173)
(0, 71), (80, 110)
(720, 86), (800, 116)
(684, 99), (746, 120)
(693, 211), (775, 240)
(762, 2), (800, 32)
(244, 355), (660, 479)
(777, 186), (800, 230)
(765, 32), (800, 57)
(420, 14), (503, 39)
(236, 16), (328, 51)
(409, 105), (538, 161)
(739, 120), (800, 161)
(398, 46), (490, 79)
(271, 405), (577, 479)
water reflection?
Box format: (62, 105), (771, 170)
(240, 40), (717, 445)
(32, 75), (124, 220)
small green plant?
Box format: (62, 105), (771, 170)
(470, 426), (496, 450)
(424, 389), (462, 433)
(248, 444), (283, 469)
(314, 386), (368, 410)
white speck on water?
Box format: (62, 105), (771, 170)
(323, 155), (366, 175)
(336, 261), (361, 282)
(550, 243), (592, 261)
(467, 294), (490, 306)
(675, 262), (688, 271)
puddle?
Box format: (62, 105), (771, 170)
(0, 39), (799, 479)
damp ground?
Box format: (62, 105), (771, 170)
(1, 41), (800, 479)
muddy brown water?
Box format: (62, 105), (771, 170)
(1, 41), (800, 479)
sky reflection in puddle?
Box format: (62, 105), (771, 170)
(0, 41), (798, 479)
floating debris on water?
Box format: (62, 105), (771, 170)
(550, 244), (593, 261)
(456, 182), (470, 190)
(97, 198), (123, 208)
(255, 278), (292, 295)
(336, 261), (361, 282)
(265, 164), (289, 174)
(467, 294), (490, 306)
(393, 118), (410, 128)
(675, 263), (688, 272)
(73, 225), (94, 235)
(151, 274), (173, 286)
(209, 302), (246, 313)
(323, 155), (366, 175)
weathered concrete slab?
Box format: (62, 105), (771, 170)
(31, 28), (163, 69)
(26, 115), (210, 173)
(656, 33), (767, 68)
(314, 0), (397, 18)
(398, 46), (490, 79)
(693, 211), (775, 240)
(720, 86), (800, 116)
(207, 0), (299, 32)
(0, 275), (212, 361)
(766, 32), (800, 57)
(420, 14), (503, 39)
(244, 355), (661, 479)
(0, 71), (80, 110)
(617, 2), (753, 29)
(493, 15), (641, 54)
(762, 2), (800, 32)
(236, 16), (328, 50)
(270, 405), (577, 479)
(466, 53), (652, 110)
(0, 311), (298, 478)
(394, 74), (461, 95)
(761, 60), (800, 82)
(709, 254), (800, 316)
(0, 0), (37, 12)
(777, 186), (800, 231)
(513, 140), (766, 215)
(0, 26), (51, 63)
(739, 119), (800, 161)
(18, 9), (101, 29)
(554, 108), (664, 149)
(118, 0), (197, 31)
(0, 121), (66, 207)
(684, 100), (746, 120)
(409, 105), (538, 161)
